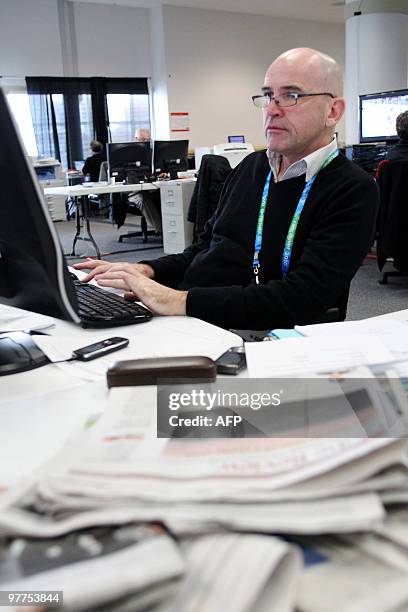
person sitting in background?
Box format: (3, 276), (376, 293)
(387, 111), (408, 161)
(127, 128), (162, 234)
(75, 48), (379, 331)
(134, 127), (151, 142)
(82, 140), (105, 182)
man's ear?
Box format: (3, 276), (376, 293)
(326, 97), (345, 128)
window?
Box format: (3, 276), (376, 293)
(23, 77), (150, 170)
(78, 94), (94, 163)
(107, 93), (150, 142)
(6, 93), (38, 156)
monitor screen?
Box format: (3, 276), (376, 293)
(228, 135), (245, 143)
(107, 141), (152, 179)
(359, 89), (408, 143)
(34, 166), (56, 181)
(153, 140), (189, 179)
(0, 87), (80, 323)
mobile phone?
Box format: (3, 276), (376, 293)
(215, 346), (246, 375)
(73, 337), (129, 361)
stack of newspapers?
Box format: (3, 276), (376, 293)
(2, 382), (408, 611)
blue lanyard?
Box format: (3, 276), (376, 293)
(252, 149), (339, 284)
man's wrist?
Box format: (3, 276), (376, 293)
(175, 290), (188, 315)
(136, 263), (155, 279)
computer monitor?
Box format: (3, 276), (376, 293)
(228, 135), (245, 143)
(107, 141), (152, 182)
(0, 87), (81, 324)
(359, 89), (408, 143)
(153, 140), (189, 179)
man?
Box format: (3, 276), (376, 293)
(387, 111), (408, 161)
(75, 48), (378, 330)
(82, 140), (105, 182)
(130, 127), (162, 234)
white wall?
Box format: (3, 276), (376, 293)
(0, 1), (345, 148)
(73, 2), (151, 77)
(0, 0), (63, 76)
(0, 0), (151, 79)
(163, 6), (346, 149)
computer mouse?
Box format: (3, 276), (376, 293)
(0, 332), (49, 376)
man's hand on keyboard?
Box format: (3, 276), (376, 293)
(73, 258), (155, 283)
(91, 267), (187, 316)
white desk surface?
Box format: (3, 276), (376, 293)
(44, 181), (159, 197)
(4, 305), (407, 489)
(44, 177), (196, 198)
(368, 308), (408, 321)
(0, 307), (240, 488)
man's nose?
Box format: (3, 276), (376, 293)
(266, 98), (284, 116)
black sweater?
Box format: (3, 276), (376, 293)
(144, 151), (379, 330)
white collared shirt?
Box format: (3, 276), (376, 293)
(267, 137), (338, 182)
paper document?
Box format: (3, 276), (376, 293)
(160, 534), (301, 612)
(245, 335), (394, 378)
(0, 304), (55, 333)
(296, 319), (408, 359)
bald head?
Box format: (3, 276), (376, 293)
(262, 47), (345, 164)
(268, 48), (343, 97)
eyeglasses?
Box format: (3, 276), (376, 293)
(252, 92), (335, 108)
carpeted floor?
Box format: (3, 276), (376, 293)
(54, 217), (408, 322)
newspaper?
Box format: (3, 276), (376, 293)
(0, 392), (405, 537)
(157, 534), (301, 612)
(295, 533), (408, 612)
(0, 523), (184, 612)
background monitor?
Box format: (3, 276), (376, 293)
(153, 140), (189, 179)
(359, 89), (408, 143)
(0, 87), (80, 324)
(228, 135), (245, 143)
(107, 141), (152, 181)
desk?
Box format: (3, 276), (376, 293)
(0, 305), (240, 489)
(44, 182), (159, 258)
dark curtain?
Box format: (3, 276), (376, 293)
(90, 77), (109, 146)
(25, 78), (61, 162)
(26, 77), (91, 168)
(26, 77), (149, 168)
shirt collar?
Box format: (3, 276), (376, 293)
(267, 137), (338, 182)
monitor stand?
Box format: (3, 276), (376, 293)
(0, 332), (50, 376)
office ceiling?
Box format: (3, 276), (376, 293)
(69, 0), (346, 24)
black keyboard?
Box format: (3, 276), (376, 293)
(72, 278), (152, 328)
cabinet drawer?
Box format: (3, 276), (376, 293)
(162, 214), (184, 242)
(160, 186), (183, 214)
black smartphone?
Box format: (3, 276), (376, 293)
(215, 346), (246, 375)
(73, 337), (129, 361)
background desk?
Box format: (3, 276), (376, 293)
(45, 179), (196, 258)
(45, 182), (160, 258)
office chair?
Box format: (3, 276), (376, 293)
(99, 162), (160, 244)
(231, 288), (350, 342)
(187, 154), (232, 241)
(118, 190), (161, 244)
(376, 159), (408, 284)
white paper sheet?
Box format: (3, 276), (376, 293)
(296, 319), (408, 359)
(0, 304), (55, 333)
(245, 335), (394, 378)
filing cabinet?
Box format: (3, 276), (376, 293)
(159, 179), (195, 254)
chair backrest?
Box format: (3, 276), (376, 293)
(98, 160), (109, 182)
(187, 154), (232, 240)
(376, 159), (408, 270)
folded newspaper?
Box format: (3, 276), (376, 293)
(0, 523), (184, 612)
(1, 384), (408, 538)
